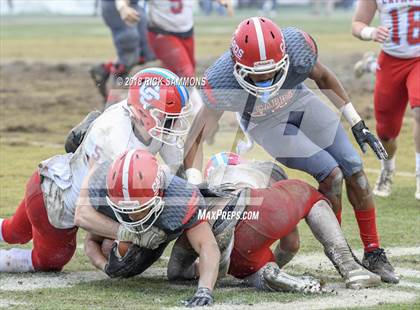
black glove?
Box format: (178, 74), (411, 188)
(104, 242), (142, 278)
(64, 110), (101, 153)
(183, 287), (214, 307)
(352, 120), (388, 160)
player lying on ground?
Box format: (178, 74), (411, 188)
(352, 0), (420, 200)
(0, 68), (191, 273)
(168, 152), (381, 291)
(184, 17), (399, 283)
(82, 149), (219, 307)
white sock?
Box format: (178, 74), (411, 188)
(368, 62), (378, 73)
(416, 153), (420, 175)
(0, 218), (4, 242)
(381, 157), (396, 172)
(0, 248), (34, 272)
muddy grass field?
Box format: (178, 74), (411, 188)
(0, 11), (419, 309)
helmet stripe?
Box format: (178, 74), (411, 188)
(122, 149), (137, 200)
(252, 17), (267, 61)
(141, 68), (188, 107)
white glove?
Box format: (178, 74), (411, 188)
(186, 168), (203, 185)
(117, 225), (167, 250)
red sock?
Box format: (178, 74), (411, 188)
(335, 209), (342, 225)
(354, 208), (380, 252)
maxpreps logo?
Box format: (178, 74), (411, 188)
(231, 39), (244, 59)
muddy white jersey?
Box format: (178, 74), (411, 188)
(39, 100), (182, 229)
(147, 0), (194, 34)
(376, 0), (420, 58)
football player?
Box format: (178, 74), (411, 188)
(183, 17), (398, 283)
(83, 149), (219, 307)
(352, 0), (420, 200)
(0, 68), (191, 273)
(90, 0), (155, 100)
(168, 152), (381, 291)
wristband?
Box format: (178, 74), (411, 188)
(186, 168), (203, 185)
(340, 102), (362, 127)
(360, 27), (375, 41)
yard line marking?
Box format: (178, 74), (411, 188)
(364, 168), (416, 178)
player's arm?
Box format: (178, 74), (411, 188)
(184, 104), (223, 184)
(352, 0), (389, 43)
(74, 160), (120, 240)
(216, 0), (234, 16)
(184, 221), (220, 307)
(84, 232), (107, 271)
(309, 60), (388, 160)
(116, 0), (140, 25)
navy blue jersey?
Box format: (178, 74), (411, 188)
(200, 27), (318, 120)
(88, 162), (206, 241)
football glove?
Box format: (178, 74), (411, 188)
(104, 242), (142, 278)
(117, 225), (167, 250)
(352, 120), (388, 160)
(183, 287), (214, 307)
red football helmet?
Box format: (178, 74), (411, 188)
(231, 17), (289, 98)
(106, 149), (165, 233)
(128, 68), (192, 146)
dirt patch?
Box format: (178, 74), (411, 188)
(0, 271), (107, 291)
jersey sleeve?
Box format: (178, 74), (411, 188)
(199, 51), (249, 112)
(282, 27), (318, 85)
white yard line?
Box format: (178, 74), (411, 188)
(364, 168), (416, 178)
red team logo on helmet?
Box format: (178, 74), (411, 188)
(128, 68), (192, 146)
(106, 149), (165, 233)
(204, 152), (243, 179)
(231, 17), (290, 99)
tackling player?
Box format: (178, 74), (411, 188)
(184, 17), (398, 283)
(83, 149), (219, 307)
(0, 68), (191, 273)
(352, 0), (420, 200)
(168, 152), (381, 291)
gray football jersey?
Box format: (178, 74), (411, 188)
(200, 27), (318, 121)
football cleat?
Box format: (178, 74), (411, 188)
(362, 248), (399, 284)
(354, 51), (376, 78)
(373, 169), (394, 197)
(415, 173), (420, 200)
(261, 263), (322, 293)
(89, 63), (110, 99)
(324, 247), (381, 289)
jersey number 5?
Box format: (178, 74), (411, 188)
(389, 7), (420, 45)
(170, 0), (183, 14)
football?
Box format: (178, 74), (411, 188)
(116, 240), (132, 258)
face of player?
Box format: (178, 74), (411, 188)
(131, 116), (153, 144)
(128, 208), (150, 222)
(248, 72), (277, 84)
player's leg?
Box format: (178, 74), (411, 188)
(407, 59), (420, 200)
(230, 184), (321, 293)
(0, 171), (38, 272)
(147, 32), (195, 78)
(249, 120), (343, 221)
(273, 228), (299, 268)
(373, 51), (410, 197)
(306, 199), (380, 289)
(134, 3), (154, 64)
(324, 122), (399, 283)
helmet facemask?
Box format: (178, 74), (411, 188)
(148, 102), (192, 148)
(106, 195), (165, 234)
(233, 54), (290, 99)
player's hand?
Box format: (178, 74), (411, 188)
(104, 242), (142, 278)
(372, 26), (389, 43)
(218, 0), (234, 16)
(118, 5), (140, 26)
(117, 225), (166, 249)
(352, 120), (388, 160)
(183, 287), (214, 307)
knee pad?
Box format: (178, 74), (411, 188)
(323, 167), (343, 197)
